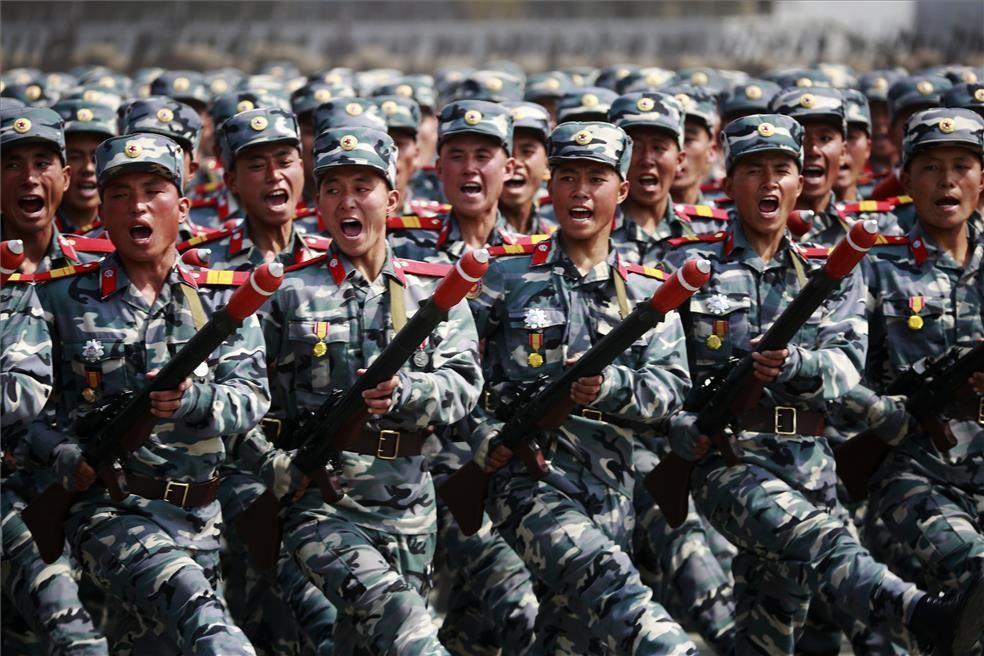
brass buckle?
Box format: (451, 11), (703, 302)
(483, 390), (494, 411)
(376, 430), (401, 460)
(774, 406), (797, 435)
(978, 398), (984, 425)
(260, 417), (283, 440)
(163, 481), (191, 507)
(581, 409), (603, 422)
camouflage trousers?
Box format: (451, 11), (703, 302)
(1, 484), (108, 655)
(692, 457), (920, 655)
(487, 450), (698, 656)
(284, 513), (448, 656)
(219, 471), (336, 656)
(68, 500), (254, 656)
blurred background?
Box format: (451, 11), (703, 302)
(2, 0), (982, 75)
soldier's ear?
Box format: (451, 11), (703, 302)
(899, 169), (912, 196)
(434, 156), (443, 178)
(224, 169), (238, 196)
(675, 147), (686, 171)
(616, 179), (630, 204)
(59, 164), (71, 193)
(387, 188), (401, 215)
(187, 159), (200, 178)
(503, 156), (516, 178)
(176, 194), (191, 222)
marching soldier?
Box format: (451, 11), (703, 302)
(499, 100), (556, 235)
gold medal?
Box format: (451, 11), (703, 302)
(81, 387), (97, 403)
(528, 352), (544, 368)
(907, 315), (924, 331)
(706, 334), (723, 350)
(907, 296), (924, 331)
(312, 341), (328, 357)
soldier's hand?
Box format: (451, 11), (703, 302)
(970, 372), (984, 395)
(750, 336), (789, 383)
(566, 355), (604, 405)
(486, 445), (513, 473)
(357, 369), (400, 415)
(668, 413), (711, 462)
(75, 460), (97, 492)
(146, 369), (193, 417)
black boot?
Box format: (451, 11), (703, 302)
(909, 578), (984, 655)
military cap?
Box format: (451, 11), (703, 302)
(373, 77), (437, 113)
(258, 61), (301, 81)
(237, 75), (289, 99)
(770, 87), (846, 135)
(292, 81), (357, 117)
(719, 79), (782, 121)
(123, 97), (202, 157)
(768, 68), (833, 90)
(618, 68), (679, 94)
(502, 101), (550, 143)
(936, 65), (981, 86)
(311, 68), (356, 88)
(2, 68), (43, 89)
(211, 90), (290, 129)
(608, 92), (685, 147)
(42, 73), (78, 99)
(435, 68), (473, 104)
(661, 85), (718, 131)
(454, 70), (524, 103)
(356, 69), (402, 97)
(219, 107), (300, 169)
(484, 60), (526, 82)
(841, 89), (872, 133)
(817, 63), (858, 89)
(1, 106), (66, 160)
(677, 67), (727, 93)
(858, 70), (905, 103)
(942, 83), (984, 114)
(151, 71), (211, 108)
(438, 99), (513, 152)
(63, 85), (124, 112)
(547, 121), (633, 180)
(95, 133), (184, 189)
(313, 127), (397, 189)
(375, 95), (421, 134)
(524, 72), (575, 101)
(1, 82), (55, 107)
(0, 97), (26, 111)
(556, 87), (619, 122)
(51, 99), (117, 138)
(314, 98), (387, 136)
(901, 108), (984, 169)
(594, 64), (640, 91)
(560, 67), (597, 88)
(205, 68), (245, 97)
(79, 70), (131, 95)
(888, 75), (952, 122)
(721, 114), (804, 173)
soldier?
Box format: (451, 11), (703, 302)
(833, 89), (876, 202)
(13, 133), (268, 654)
(472, 121), (699, 655)
(374, 94), (432, 216)
(523, 71), (575, 128)
(498, 100), (556, 235)
(291, 80), (356, 204)
(373, 77), (442, 201)
(663, 113), (982, 654)
(150, 71), (214, 165)
(664, 85), (722, 206)
(859, 70), (906, 179)
(942, 82), (984, 214)
(556, 87), (618, 123)
(269, 126), (482, 653)
(719, 80), (782, 129)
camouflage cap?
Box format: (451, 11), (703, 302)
(314, 98), (387, 136)
(123, 97), (202, 156)
(151, 71), (211, 108)
(454, 70), (524, 103)
(79, 70), (132, 95)
(375, 95), (421, 134)
(356, 68), (402, 97)
(51, 99), (117, 138)
(559, 66), (597, 88)
(291, 81), (357, 117)
(937, 65), (982, 86)
(594, 64), (640, 91)
(548, 121), (633, 179)
(660, 85), (718, 131)
(42, 72), (78, 99)
(721, 114), (804, 173)
(258, 60), (301, 81)
(64, 85), (124, 112)
(132, 67), (165, 98)
(374, 76), (437, 112)
(96, 133), (184, 189)
(556, 87), (619, 122)
(608, 92), (685, 147)
(0, 97), (26, 111)
(311, 68), (356, 88)
(617, 67), (679, 95)
(1, 68), (43, 89)
(768, 68), (833, 89)
(211, 90), (290, 129)
(888, 75), (952, 122)
(502, 101), (550, 143)
(901, 108), (984, 169)
(0, 106), (66, 160)
(817, 63), (858, 89)
(770, 87), (846, 135)
(858, 69), (905, 103)
(942, 83), (984, 113)
(677, 67), (727, 93)
(842, 89), (872, 132)
(438, 99), (513, 152)
(237, 75), (289, 100)
(219, 107), (300, 169)
(719, 79), (782, 121)
(313, 127), (397, 189)
(524, 72), (575, 101)
(1, 82), (55, 107)
(204, 68), (245, 97)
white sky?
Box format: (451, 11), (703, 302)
(774, 0), (915, 33)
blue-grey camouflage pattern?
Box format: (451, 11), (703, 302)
(503, 101), (550, 143)
(901, 107), (984, 169)
(313, 98), (387, 136)
(375, 95), (421, 134)
(50, 99), (117, 138)
(372, 78), (437, 113)
(943, 82), (984, 113)
(556, 87), (619, 122)
(768, 68), (834, 90)
(769, 87), (847, 135)
(608, 92), (685, 148)
(95, 133), (184, 190)
(612, 205), (726, 268)
(843, 88), (873, 131)
(438, 99), (513, 152)
(150, 71), (211, 108)
(453, 70), (524, 103)
(211, 91), (291, 130)
(548, 121), (633, 180)
(859, 70), (905, 103)
(524, 72), (575, 101)
(792, 195), (903, 247)
(1, 106), (66, 159)
(661, 85), (718, 132)
(617, 67), (678, 94)
(677, 68), (728, 93)
(219, 107), (300, 170)
(721, 113), (804, 173)
(388, 209), (523, 263)
(887, 75), (952, 122)
(719, 79), (782, 123)
(1, 81), (55, 108)
(594, 65), (639, 92)
(314, 127), (398, 190)
(122, 97), (203, 157)
(291, 81), (358, 118)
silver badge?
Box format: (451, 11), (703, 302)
(413, 350), (429, 367)
(706, 294), (731, 314)
(82, 339), (105, 363)
(524, 307), (550, 330)
(193, 362), (209, 378)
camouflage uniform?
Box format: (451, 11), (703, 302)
(19, 134), (267, 655)
(500, 101), (559, 235)
(468, 123), (697, 655)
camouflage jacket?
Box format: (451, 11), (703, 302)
(409, 165), (446, 204)
(185, 218), (330, 272)
(794, 193), (902, 247)
(17, 253), (270, 548)
(0, 279), (51, 436)
(665, 219), (867, 498)
(467, 232), (691, 497)
(266, 242), (482, 534)
(613, 202), (728, 268)
(388, 209), (524, 263)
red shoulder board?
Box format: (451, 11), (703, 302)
(871, 235), (910, 247)
(61, 236), (116, 253)
(886, 195), (912, 207)
(625, 264), (667, 280)
(667, 231), (728, 247)
(675, 203), (729, 221)
(284, 253), (330, 273)
(386, 215), (445, 231)
(193, 181), (222, 196)
(295, 206), (318, 219)
(868, 173), (903, 201)
(176, 227), (233, 252)
(75, 219), (104, 235)
(798, 247), (831, 258)
(184, 268), (252, 286)
(842, 200), (895, 214)
(418, 164), (437, 172)
(6, 261), (101, 283)
(395, 259), (452, 278)
(699, 178), (724, 193)
(712, 196), (732, 206)
(486, 241), (541, 258)
(538, 195), (552, 206)
(301, 234), (332, 250)
(191, 197), (218, 209)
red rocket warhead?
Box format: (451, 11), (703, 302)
(825, 220), (878, 279)
(432, 249), (491, 311)
(226, 262), (285, 321)
(787, 211), (813, 238)
(1, 240), (25, 276)
(181, 248), (211, 268)
(651, 258), (712, 313)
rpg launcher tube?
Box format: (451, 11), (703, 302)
(1, 240), (25, 281)
(651, 258), (713, 313)
(433, 248), (490, 310)
(825, 219), (879, 279)
(181, 248), (212, 268)
(226, 262), (285, 321)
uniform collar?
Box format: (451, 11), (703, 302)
(98, 251), (190, 300)
(906, 219), (980, 269)
(616, 201), (680, 242)
(324, 241), (404, 287)
(537, 231), (627, 282)
(442, 209), (516, 254)
(725, 217), (800, 269)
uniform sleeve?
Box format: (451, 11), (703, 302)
(0, 284), (52, 432)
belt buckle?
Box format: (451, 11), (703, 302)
(774, 406), (797, 435)
(163, 481), (190, 507)
(483, 390), (494, 412)
(376, 430), (401, 460)
(978, 398), (984, 425)
(581, 409), (603, 422)
(260, 417), (283, 440)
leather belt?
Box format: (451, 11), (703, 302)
(738, 406), (825, 436)
(947, 398), (984, 424)
(124, 473), (219, 508)
(345, 429), (425, 459)
(571, 408), (651, 431)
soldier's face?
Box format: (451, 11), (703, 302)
(834, 126), (871, 195)
(63, 133), (104, 214)
(725, 152), (803, 237)
(0, 143), (70, 237)
(101, 171), (188, 264)
(625, 126), (684, 208)
(391, 129), (420, 197)
(226, 143), (304, 229)
(437, 134), (514, 219)
(869, 102), (896, 165)
(417, 111), (438, 163)
(902, 146), (984, 231)
(549, 161), (628, 242)
(500, 130), (548, 212)
(672, 119), (718, 194)
(317, 166), (399, 260)
(800, 121), (844, 204)
(298, 114), (316, 188)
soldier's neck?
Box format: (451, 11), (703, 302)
(455, 206), (499, 249)
(922, 220), (970, 267)
(560, 229), (610, 275)
(623, 196), (669, 234)
(671, 183), (701, 206)
(796, 191), (832, 215)
(247, 216), (293, 262)
(5, 220), (53, 275)
(499, 200), (534, 235)
(58, 204), (100, 230)
(835, 184), (859, 202)
(742, 221), (785, 263)
(350, 243), (388, 283)
(126, 249), (178, 304)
